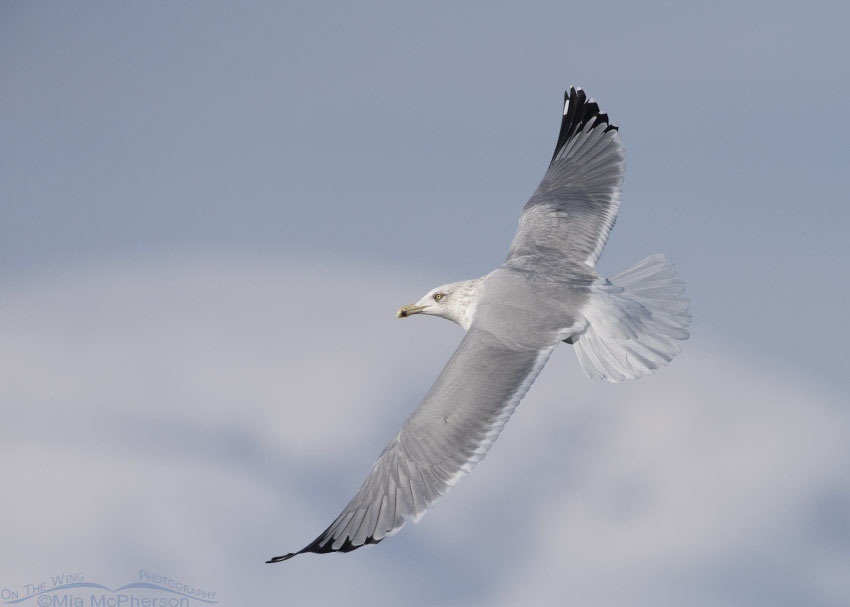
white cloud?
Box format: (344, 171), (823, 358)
(1, 254), (847, 606)
(491, 345), (850, 606)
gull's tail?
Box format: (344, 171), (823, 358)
(571, 254), (691, 382)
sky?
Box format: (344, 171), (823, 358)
(1, 1), (849, 605)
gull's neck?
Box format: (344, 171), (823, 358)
(446, 276), (486, 330)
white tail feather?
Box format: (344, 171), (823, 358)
(573, 254), (691, 382)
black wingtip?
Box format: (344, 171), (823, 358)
(267, 531), (385, 564)
(550, 86), (618, 166)
(266, 552), (298, 564)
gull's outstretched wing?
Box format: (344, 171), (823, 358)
(267, 328), (553, 562)
(507, 87), (625, 267)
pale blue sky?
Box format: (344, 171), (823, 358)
(3, 1), (848, 392)
(2, 1), (849, 605)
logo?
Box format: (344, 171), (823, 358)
(1, 571), (217, 606)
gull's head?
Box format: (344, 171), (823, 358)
(396, 278), (484, 330)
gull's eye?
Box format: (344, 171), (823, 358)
(433, 293), (444, 302)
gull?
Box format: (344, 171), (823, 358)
(268, 87), (691, 563)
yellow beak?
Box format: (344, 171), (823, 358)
(396, 304), (427, 318)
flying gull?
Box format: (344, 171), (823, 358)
(268, 86), (691, 563)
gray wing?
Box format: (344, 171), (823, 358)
(267, 328), (553, 562)
(507, 87), (625, 267)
